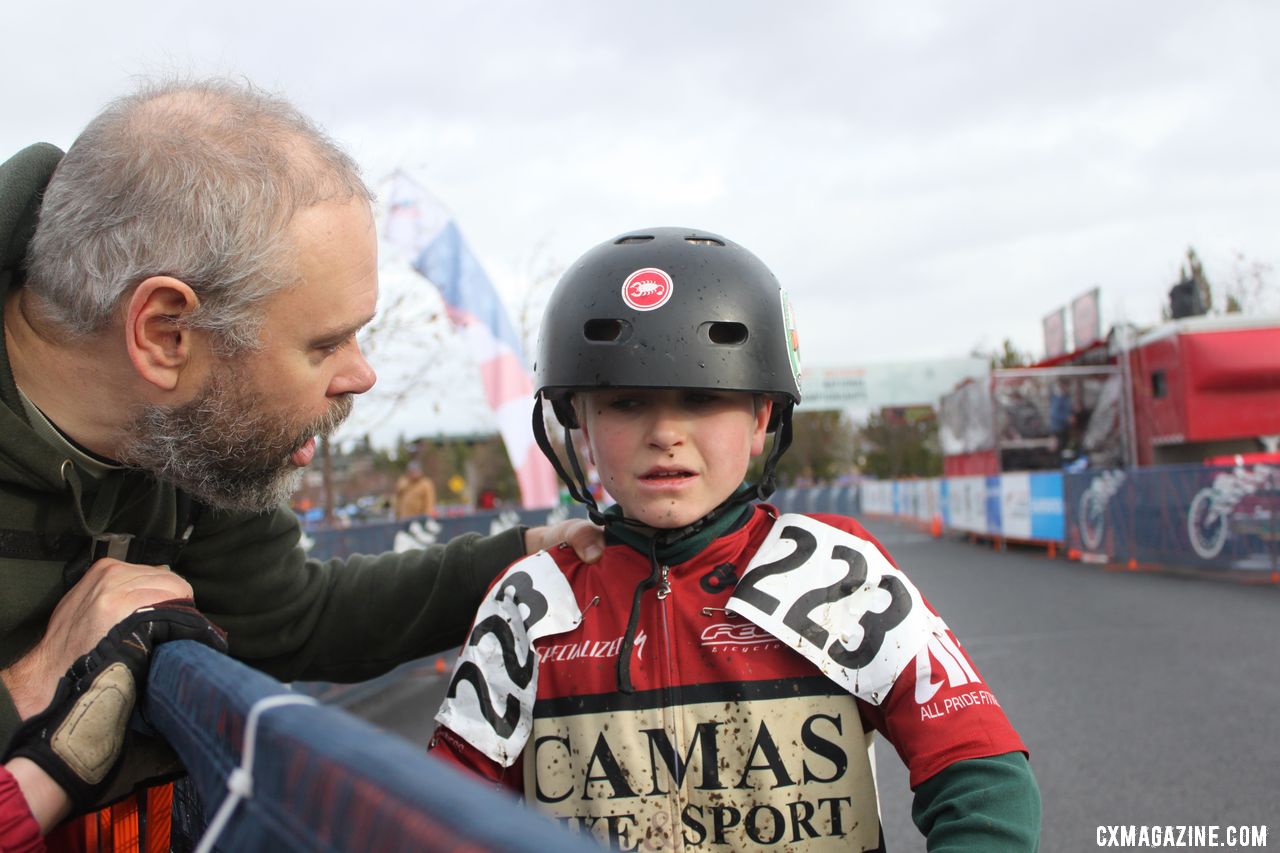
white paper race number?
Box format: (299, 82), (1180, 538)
(729, 514), (931, 704)
(435, 551), (582, 766)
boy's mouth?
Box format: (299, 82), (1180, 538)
(640, 466), (695, 483)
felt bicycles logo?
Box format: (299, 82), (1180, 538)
(621, 268), (673, 311)
(700, 622), (777, 649)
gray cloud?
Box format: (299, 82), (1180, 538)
(5, 0), (1277, 439)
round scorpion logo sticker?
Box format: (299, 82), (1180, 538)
(621, 267), (673, 311)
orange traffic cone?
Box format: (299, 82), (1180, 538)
(930, 515), (943, 538)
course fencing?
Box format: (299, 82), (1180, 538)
(1067, 463), (1279, 576)
(767, 484), (862, 518)
(303, 504), (588, 560)
(146, 642), (603, 853)
(855, 464), (1279, 579)
(303, 466), (1278, 576)
(303, 486), (865, 561)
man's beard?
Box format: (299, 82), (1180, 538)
(119, 362), (353, 513)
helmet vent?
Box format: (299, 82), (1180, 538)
(584, 318), (631, 343)
(702, 321), (748, 345)
(685, 237), (725, 247)
(615, 235), (653, 244)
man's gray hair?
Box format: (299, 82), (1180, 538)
(26, 78), (374, 352)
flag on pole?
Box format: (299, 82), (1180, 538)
(380, 171), (559, 509)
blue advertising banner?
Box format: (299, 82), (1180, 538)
(985, 476), (1003, 536)
(1029, 473), (1065, 541)
(939, 479), (951, 528)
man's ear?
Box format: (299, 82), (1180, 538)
(125, 276), (201, 391)
(750, 397), (774, 456)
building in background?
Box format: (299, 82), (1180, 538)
(800, 358), (989, 419)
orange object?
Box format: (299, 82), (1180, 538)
(929, 515), (942, 538)
(1067, 548), (1081, 561)
(54, 783), (176, 853)
(145, 785), (172, 853)
(435, 657), (447, 674)
(1127, 558), (1138, 570)
(110, 798), (139, 851)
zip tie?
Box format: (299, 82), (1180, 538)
(193, 693), (317, 853)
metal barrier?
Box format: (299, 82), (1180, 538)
(303, 504), (587, 560)
(1066, 463), (1279, 576)
(769, 484), (861, 518)
(303, 488), (863, 561)
(307, 467), (1278, 576)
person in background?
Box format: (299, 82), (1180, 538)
(395, 461), (437, 519)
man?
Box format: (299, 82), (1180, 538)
(394, 461), (437, 519)
(0, 78), (600, 836)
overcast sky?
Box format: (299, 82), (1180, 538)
(5, 1), (1277, 443)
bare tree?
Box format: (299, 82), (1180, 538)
(1224, 251), (1277, 315)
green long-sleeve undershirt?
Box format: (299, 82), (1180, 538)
(912, 751), (1041, 851)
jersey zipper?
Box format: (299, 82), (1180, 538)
(657, 564), (686, 851)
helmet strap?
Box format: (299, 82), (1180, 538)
(754, 401), (795, 500)
(531, 396), (606, 525)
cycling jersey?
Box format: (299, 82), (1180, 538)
(431, 506), (1026, 852)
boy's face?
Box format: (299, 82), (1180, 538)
(577, 388), (772, 529)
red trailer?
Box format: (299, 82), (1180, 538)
(941, 315), (1280, 474)
(1126, 315), (1280, 466)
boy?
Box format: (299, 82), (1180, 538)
(430, 228), (1040, 851)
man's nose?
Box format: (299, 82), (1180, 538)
(329, 341), (377, 396)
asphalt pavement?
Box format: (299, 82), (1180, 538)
(342, 519), (1280, 851)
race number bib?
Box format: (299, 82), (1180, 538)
(436, 552), (582, 766)
(729, 514), (931, 704)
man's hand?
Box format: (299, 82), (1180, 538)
(3, 600), (227, 815)
(524, 518), (604, 563)
(0, 558), (195, 719)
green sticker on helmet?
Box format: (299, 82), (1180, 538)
(780, 290), (802, 392)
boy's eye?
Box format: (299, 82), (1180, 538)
(685, 392), (721, 406)
(607, 397), (643, 411)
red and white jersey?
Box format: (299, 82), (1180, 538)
(430, 506), (1025, 852)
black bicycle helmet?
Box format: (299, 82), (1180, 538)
(531, 226), (802, 522)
